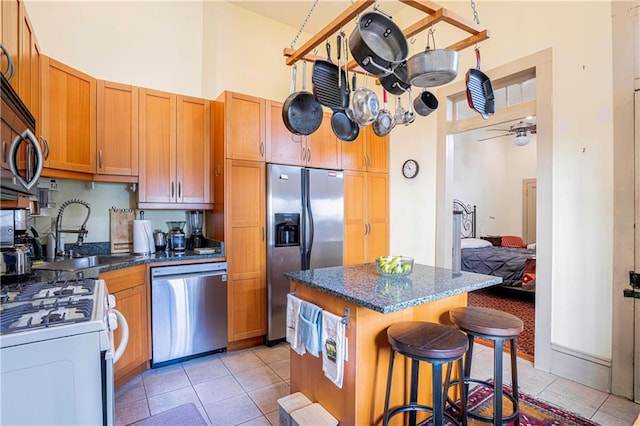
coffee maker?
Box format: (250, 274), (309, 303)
(187, 210), (204, 249)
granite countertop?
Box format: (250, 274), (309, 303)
(27, 245), (226, 283)
(284, 263), (502, 314)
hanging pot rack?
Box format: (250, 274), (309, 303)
(283, 0), (490, 71)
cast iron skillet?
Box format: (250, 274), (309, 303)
(466, 48), (495, 119)
(282, 62), (323, 136)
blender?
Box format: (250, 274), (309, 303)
(167, 221), (186, 252)
(187, 210), (204, 249)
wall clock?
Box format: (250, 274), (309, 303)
(402, 159), (419, 179)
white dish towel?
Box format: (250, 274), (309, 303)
(286, 293), (305, 355)
(321, 310), (346, 388)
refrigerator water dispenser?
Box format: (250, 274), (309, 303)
(274, 213), (300, 247)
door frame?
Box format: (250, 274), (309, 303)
(611, 1), (638, 401)
(435, 48), (553, 369)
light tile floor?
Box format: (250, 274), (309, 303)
(115, 342), (640, 426)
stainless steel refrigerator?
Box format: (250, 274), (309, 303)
(266, 164), (344, 344)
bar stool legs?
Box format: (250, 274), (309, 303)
(382, 322), (469, 426)
(447, 306), (524, 426)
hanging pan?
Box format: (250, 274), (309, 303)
(331, 67), (360, 142)
(312, 40), (348, 110)
(282, 62), (323, 136)
(466, 47), (495, 119)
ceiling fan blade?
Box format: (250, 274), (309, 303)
(486, 128), (511, 132)
(477, 133), (510, 141)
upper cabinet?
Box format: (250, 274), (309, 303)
(138, 88), (212, 209)
(40, 55), (96, 174)
(267, 100), (341, 170)
(96, 80), (139, 178)
(221, 92), (265, 162)
(341, 126), (389, 173)
(2, 0), (40, 129)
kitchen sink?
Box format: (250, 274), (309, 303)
(33, 254), (142, 272)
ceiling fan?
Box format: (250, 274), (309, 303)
(477, 120), (537, 145)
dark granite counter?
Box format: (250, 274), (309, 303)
(24, 246), (225, 284)
(284, 263), (501, 314)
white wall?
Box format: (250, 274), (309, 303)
(23, 0), (615, 368)
(452, 131), (537, 237)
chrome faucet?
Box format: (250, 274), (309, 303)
(55, 199), (91, 257)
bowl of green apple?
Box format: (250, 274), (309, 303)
(375, 256), (414, 277)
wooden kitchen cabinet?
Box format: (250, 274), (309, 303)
(40, 55), (97, 174)
(343, 170), (388, 265)
(1, 0), (20, 93)
(266, 100), (341, 169)
(99, 265), (149, 388)
(1, 0), (40, 129)
(96, 80), (139, 178)
(225, 159), (267, 342)
(138, 88), (212, 208)
(219, 91), (265, 161)
(341, 126), (389, 173)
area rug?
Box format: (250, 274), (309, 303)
(417, 383), (600, 426)
(468, 287), (535, 360)
(130, 403), (207, 426)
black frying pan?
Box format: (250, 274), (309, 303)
(312, 41), (348, 110)
(282, 62), (323, 136)
(331, 109), (359, 142)
(466, 48), (495, 119)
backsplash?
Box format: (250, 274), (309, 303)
(31, 179), (202, 245)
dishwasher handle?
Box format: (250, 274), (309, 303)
(151, 270), (227, 281)
(151, 262), (227, 279)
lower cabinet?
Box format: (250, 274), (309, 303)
(99, 265), (149, 388)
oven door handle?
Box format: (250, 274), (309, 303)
(112, 308), (129, 364)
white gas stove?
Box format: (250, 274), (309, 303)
(0, 276), (128, 425)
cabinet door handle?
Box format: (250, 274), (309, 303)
(302, 147), (306, 161)
(262, 227), (265, 241)
(216, 164), (221, 176)
(178, 182), (182, 198)
(99, 149), (103, 169)
(364, 223), (368, 236)
(2, 140), (6, 163)
(260, 142), (265, 157)
(307, 148), (311, 163)
(171, 182), (175, 198)
(39, 136), (50, 160)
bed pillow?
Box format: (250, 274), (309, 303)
(461, 238), (492, 249)
(501, 235), (526, 248)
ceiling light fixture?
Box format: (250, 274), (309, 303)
(513, 132), (531, 146)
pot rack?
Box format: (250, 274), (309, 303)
(283, 0), (490, 71)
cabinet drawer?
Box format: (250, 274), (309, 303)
(99, 264), (145, 293)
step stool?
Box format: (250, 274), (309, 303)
(277, 392), (312, 426)
(291, 403), (338, 426)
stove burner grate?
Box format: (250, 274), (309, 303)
(0, 278), (96, 304)
(1, 298), (95, 334)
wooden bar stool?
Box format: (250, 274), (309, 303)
(383, 321), (469, 426)
(446, 306), (524, 425)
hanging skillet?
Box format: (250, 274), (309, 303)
(312, 41), (348, 110)
(331, 46), (359, 143)
(282, 62), (323, 136)
(466, 47), (495, 119)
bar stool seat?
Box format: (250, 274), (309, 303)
(383, 321), (469, 426)
(447, 306), (524, 425)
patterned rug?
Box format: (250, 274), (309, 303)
(468, 287), (535, 359)
(417, 383), (600, 425)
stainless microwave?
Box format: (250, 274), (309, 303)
(0, 73), (46, 200)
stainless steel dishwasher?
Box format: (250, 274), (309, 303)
(151, 262), (227, 367)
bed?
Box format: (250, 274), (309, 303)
(453, 199), (536, 292)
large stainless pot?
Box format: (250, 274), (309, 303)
(349, 11), (408, 76)
(406, 48), (459, 88)
(1, 245), (32, 277)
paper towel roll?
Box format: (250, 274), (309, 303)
(133, 220), (155, 255)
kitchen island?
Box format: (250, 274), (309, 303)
(284, 263), (501, 426)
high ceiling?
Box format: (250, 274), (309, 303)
(229, 1), (406, 35)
